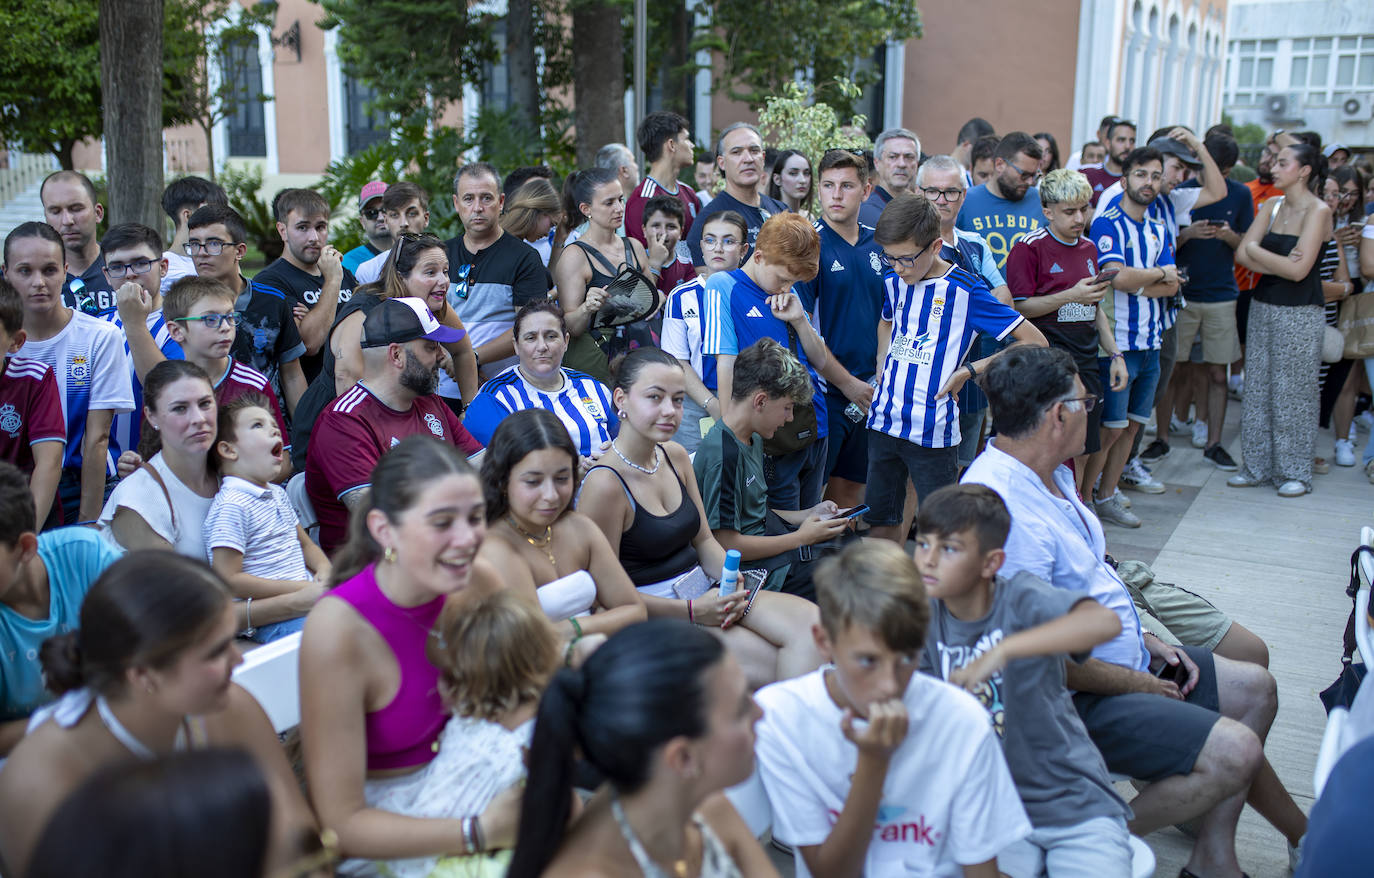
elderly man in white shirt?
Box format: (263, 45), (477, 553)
(963, 344), (1308, 877)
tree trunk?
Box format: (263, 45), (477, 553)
(571, 1), (625, 168)
(507, 0), (541, 140)
(201, 121), (216, 182)
(100, 0), (164, 229)
(55, 140), (76, 171)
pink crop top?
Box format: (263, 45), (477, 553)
(333, 563), (448, 771)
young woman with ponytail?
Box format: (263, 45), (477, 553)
(507, 619), (777, 878)
(1229, 142), (1334, 497)
(0, 551), (313, 877)
(298, 435), (520, 875)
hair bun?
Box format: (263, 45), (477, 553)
(39, 631), (86, 695)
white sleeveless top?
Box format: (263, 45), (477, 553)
(536, 570), (597, 621)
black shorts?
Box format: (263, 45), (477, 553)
(1072, 645), (1222, 782)
(824, 390), (869, 483)
(1071, 349), (1104, 455)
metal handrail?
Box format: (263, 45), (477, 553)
(0, 151), (56, 210)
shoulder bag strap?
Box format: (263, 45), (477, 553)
(571, 240), (620, 277)
(138, 460), (178, 539)
(1341, 544), (1374, 661)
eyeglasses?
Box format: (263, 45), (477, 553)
(1007, 161), (1040, 182)
(920, 187), (964, 203)
(1128, 169), (1164, 183)
(104, 258), (158, 278)
(172, 311), (242, 330)
(1060, 395), (1098, 412)
(878, 240), (934, 270)
(702, 235), (741, 250)
(362, 207), (383, 221)
(1339, 190), (1360, 201)
(450, 262), (473, 301)
(183, 240), (229, 256)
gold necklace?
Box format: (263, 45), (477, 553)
(508, 516), (556, 569)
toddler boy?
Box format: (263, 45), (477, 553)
(206, 394), (327, 642)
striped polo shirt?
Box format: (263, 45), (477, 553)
(1089, 203), (1174, 351)
(205, 476), (311, 581)
(869, 264), (1023, 449)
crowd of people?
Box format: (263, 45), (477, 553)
(0, 106), (1370, 878)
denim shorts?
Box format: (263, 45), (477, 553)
(1098, 349), (1160, 429)
(864, 430), (958, 526)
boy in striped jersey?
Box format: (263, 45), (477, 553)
(101, 224), (184, 464)
(1081, 148), (1180, 528)
(0, 281), (64, 529)
(867, 195), (1045, 544)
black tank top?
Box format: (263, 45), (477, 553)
(588, 449), (701, 585)
(1252, 233), (1323, 308)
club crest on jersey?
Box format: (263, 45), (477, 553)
(424, 413), (445, 437)
(0, 404), (21, 437)
(931, 297), (945, 318)
(869, 251), (883, 274)
(581, 396), (604, 420)
(68, 355), (90, 385)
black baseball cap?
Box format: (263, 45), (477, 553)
(361, 297), (466, 349)
(1147, 137), (1202, 169)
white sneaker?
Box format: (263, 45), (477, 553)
(1121, 458), (1166, 493)
(1143, 417), (1157, 437)
(1228, 374), (1244, 399)
(1336, 438), (1357, 467)
(1357, 411), (1374, 433)
(1094, 492), (1142, 528)
(1114, 488), (1131, 509)
(1169, 415), (1192, 436)
(1191, 420), (1208, 449)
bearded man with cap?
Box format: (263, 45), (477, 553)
(342, 181), (392, 275)
(305, 297), (483, 552)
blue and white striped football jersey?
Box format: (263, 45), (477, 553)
(868, 265), (1023, 448)
(462, 365), (617, 457)
(1090, 204), (1175, 351)
(98, 308), (184, 456)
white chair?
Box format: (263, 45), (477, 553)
(726, 769), (1155, 878)
(1314, 526), (1374, 797)
(285, 472), (319, 544)
(232, 631), (303, 734)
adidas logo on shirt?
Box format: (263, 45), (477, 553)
(830, 259), (845, 272)
(1049, 263), (1063, 273)
(746, 306), (764, 318)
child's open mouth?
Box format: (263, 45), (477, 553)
(270, 440), (284, 460)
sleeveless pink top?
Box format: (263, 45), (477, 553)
(332, 563), (447, 771)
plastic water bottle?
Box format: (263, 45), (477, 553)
(718, 549), (742, 596)
(844, 378), (880, 423)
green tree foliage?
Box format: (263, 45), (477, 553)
(0, 0), (270, 170)
(0, 0), (104, 169)
(695, 0), (922, 116)
(758, 78), (873, 165)
(315, 0), (501, 122)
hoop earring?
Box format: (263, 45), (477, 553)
(617, 409), (627, 420)
(383, 547), (397, 564)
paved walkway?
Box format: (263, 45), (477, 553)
(1118, 409), (1366, 877)
(765, 404), (1367, 877)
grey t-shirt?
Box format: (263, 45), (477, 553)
(920, 570), (1131, 828)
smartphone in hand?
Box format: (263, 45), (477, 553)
(1093, 268), (1120, 285)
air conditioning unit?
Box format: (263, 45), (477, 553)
(1339, 93), (1374, 122)
(1263, 93), (1303, 120)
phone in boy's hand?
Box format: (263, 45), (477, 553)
(1207, 219), (1228, 227)
(833, 504), (870, 520)
(1092, 268), (1120, 285)
(1155, 661), (1185, 683)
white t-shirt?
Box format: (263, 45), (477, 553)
(754, 668), (1030, 878)
(355, 249), (388, 286)
(161, 250), (197, 294)
(99, 452), (214, 558)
